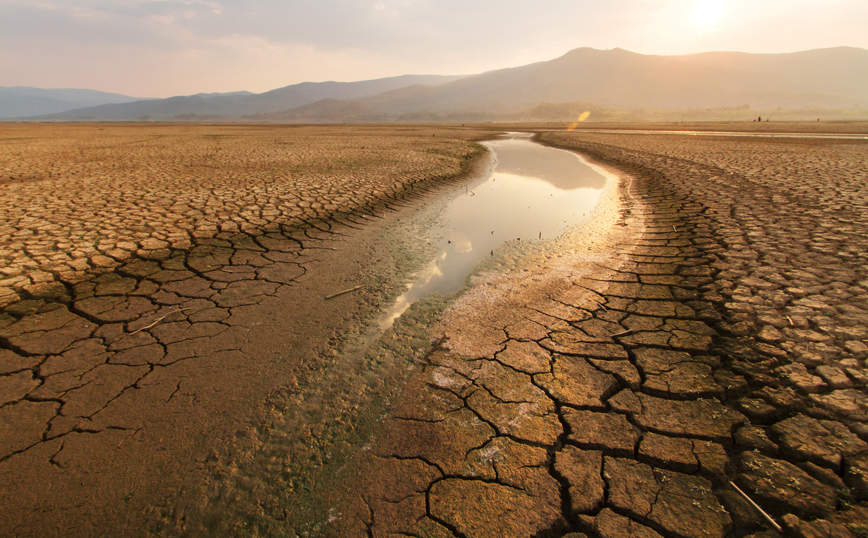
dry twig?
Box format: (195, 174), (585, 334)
(128, 306), (196, 336)
(728, 481), (782, 533)
(325, 285), (364, 300)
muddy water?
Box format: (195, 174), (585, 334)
(379, 134), (606, 329)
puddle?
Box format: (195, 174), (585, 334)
(378, 134), (606, 329)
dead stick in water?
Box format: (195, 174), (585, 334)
(728, 481), (782, 533)
(325, 285), (363, 300)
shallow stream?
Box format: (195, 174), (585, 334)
(378, 133), (607, 329)
(197, 133), (613, 534)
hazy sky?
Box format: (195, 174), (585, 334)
(2, 0), (866, 97)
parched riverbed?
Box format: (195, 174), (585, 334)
(2, 122), (868, 538)
(181, 132), (616, 536)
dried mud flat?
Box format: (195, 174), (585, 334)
(0, 123), (489, 536)
(2, 122), (868, 538)
(317, 125), (868, 538)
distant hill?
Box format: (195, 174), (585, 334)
(37, 75), (465, 121)
(191, 91), (254, 98)
(16, 47), (868, 122)
(245, 99), (388, 123)
(0, 87), (146, 118)
(350, 47), (868, 118)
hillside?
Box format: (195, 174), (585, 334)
(22, 47), (868, 122)
(39, 75), (464, 121)
(354, 47), (868, 117)
(0, 87), (145, 118)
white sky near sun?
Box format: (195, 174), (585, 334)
(0, 0), (865, 97)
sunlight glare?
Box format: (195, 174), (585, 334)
(567, 110), (591, 131)
(690, 0), (724, 32)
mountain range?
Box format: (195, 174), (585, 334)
(4, 47), (867, 122)
(0, 87), (149, 118)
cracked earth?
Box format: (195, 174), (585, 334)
(310, 127), (868, 538)
(2, 123), (867, 538)
(0, 123), (488, 536)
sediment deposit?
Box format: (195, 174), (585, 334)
(2, 122), (867, 537)
(0, 123), (487, 536)
(322, 127), (868, 538)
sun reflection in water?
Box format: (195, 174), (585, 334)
(377, 136), (606, 332)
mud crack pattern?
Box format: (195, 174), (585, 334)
(0, 124), (489, 537)
(323, 130), (868, 538)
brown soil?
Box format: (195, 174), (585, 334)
(2, 122), (867, 538)
(314, 125), (868, 538)
(0, 123), (491, 537)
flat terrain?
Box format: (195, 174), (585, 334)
(0, 123), (489, 536)
(1, 122), (868, 538)
(314, 125), (868, 537)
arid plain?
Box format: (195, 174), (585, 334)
(1, 122), (868, 538)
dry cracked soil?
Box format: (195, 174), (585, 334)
(1, 122), (868, 538)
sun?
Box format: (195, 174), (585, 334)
(690, 0), (724, 32)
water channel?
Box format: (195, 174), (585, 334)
(204, 134), (613, 533)
(378, 133), (607, 330)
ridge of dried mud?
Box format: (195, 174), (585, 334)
(2, 123), (867, 538)
(312, 129), (868, 538)
(0, 123), (492, 537)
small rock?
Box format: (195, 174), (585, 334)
(735, 424), (779, 456)
(535, 355), (619, 409)
(736, 452), (838, 518)
(737, 398), (779, 423)
(781, 513), (857, 538)
(428, 477), (564, 537)
(757, 325), (784, 343)
(605, 457), (731, 537)
(798, 461), (847, 491)
(771, 414), (868, 470)
(589, 358), (642, 390)
(693, 439), (729, 476)
(609, 391), (745, 442)
(639, 432), (699, 473)
(775, 362), (826, 393)
(850, 422), (868, 442)
(714, 370), (749, 396)
(809, 390), (868, 420)
(844, 340), (868, 357)
(844, 367), (868, 386)
(815, 365), (853, 389)
(718, 489), (765, 536)
(754, 386), (803, 413)
(635, 347), (722, 399)
(796, 352), (825, 367)
(743, 531), (781, 538)
(843, 451), (868, 501)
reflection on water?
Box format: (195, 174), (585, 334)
(378, 136), (606, 329)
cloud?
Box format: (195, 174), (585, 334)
(1, 0), (866, 96)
